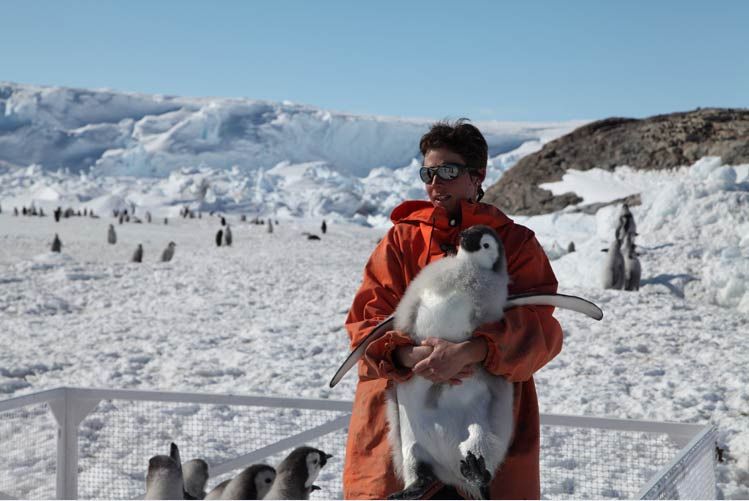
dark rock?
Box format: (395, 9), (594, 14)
(483, 108), (749, 215)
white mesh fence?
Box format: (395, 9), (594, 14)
(541, 424), (680, 498)
(75, 398), (348, 499)
(638, 425), (718, 499)
(0, 387), (717, 500)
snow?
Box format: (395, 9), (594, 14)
(539, 167), (646, 205)
(2, 156), (748, 498)
(1, 82), (748, 498)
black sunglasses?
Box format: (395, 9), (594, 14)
(419, 163), (466, 183)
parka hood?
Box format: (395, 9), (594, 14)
(390, 199), (514, 229)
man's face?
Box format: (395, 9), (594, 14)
(423, 148), (481, 217)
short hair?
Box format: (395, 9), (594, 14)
(419, 118), (488, 173)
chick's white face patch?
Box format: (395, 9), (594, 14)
(255, 470), (276, 498)
(304, 452), (322, 487)
(467, 233), (501, 270)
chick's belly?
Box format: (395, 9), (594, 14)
(414, 291), (473, 342)
(398, 378), (492, 457)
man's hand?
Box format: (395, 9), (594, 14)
(412, 337), (487, 385)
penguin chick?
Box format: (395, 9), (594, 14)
(51, 234), (62, 253)
(182, 459), (209, 500)
(262, 446), (331, 500)
(132, 244), (144, 263)
(602, 236), (625, 290)
(146, 442), (184, 500)
(622, 234), (641, 291)
(206, 464), (275, 500)
(223, 225), (232, 247)
(387, 224), (513, 500)
(108, 224), (117, 244)
(161, 242), (176, 262)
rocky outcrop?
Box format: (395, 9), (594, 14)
(483, 108), (749, 215)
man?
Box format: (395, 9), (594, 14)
(343, 119), (563, 499)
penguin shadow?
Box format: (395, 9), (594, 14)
(641, 273), (699, 299)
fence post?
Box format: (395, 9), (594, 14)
(48, 388), (101, 500)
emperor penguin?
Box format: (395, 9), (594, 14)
(262, 446), (331, 500)
(622, 234), (641, 291)
(145, 442), (184, 500)
(204, 464), (275, 500)
(132, 244), (144, 263)
(267, 220), (273, 234)
(215, 229), (223, 247)
(161, 242), (176, 262)
(182, 458), (210, 500)
(146, 211), (153, 223)
(602, 235), (625, 290)
(108, 224), (117, 244)
(321, 220), (327, 234)
(387, 224), (513, 500)
(223, 225), (233, 247)
(51, 234), (62, 253)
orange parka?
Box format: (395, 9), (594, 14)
(342, 199), (563, 500)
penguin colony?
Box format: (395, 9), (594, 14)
(602, 203), (641, 291)
(146, 442), (331, 500)
(386, 224), (513, 500)
(14, 200), (327, 263)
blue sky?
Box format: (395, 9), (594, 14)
(2, 0), (747, 121)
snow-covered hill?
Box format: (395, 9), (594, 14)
(0, 82), (584, 225)
(0, 82), (581, 178)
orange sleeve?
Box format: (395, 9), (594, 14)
(472, 231), (563, 382)
(344, 227), (415, 382)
